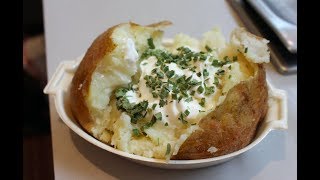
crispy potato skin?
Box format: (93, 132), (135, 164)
(172, 65), (268, 160)
(70, 25), (118, 133)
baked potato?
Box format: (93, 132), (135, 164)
(70, 21), (270, 160)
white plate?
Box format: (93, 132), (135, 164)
(44, 46), (288, 170)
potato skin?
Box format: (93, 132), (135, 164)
(172, 65), (268, 160)
(70, 25), (117, 133)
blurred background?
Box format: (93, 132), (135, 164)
(23, 0), (54, 179)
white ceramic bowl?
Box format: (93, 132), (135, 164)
(44, 43), (288, 169)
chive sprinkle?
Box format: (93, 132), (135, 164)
(147, 38), (155, 49)
(205, 45), (213, 52)
(197, 86), (204, 94)
(184, 109), (190, 116)
(165, 143), (171, 155)
(154, 112), (162, 121)
(132, 129), (141, 137)
(152, 103), (157, 110)
(199, 98), (206, 107)
(203, 69), (209, 77)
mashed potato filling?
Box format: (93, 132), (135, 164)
(91, 28), (254, 159)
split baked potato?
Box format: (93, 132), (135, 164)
(70, 21), (270, 160)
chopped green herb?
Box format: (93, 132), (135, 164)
(190, 66), (197, 72)
(115, 88), (128, 98)
(159, 99), (167, 107)
(143, 116), (157, 129)
(203, 69), (209, 77)
(116, 88), (149, 124)
(232, 56), (238, 61)
(196, 72), (202, 77)
(197, 86), (204, 94)
(132, 129), (141, 137)
(184, 109), (190, 116)
(205, 86), (215, 95)
(199, 110), (205, 113)
(213, 77), (219, 86)
(244, 47), (248, 53)
(191, 123), (197, 125)
(205, 45), (213, 52)
(154, 112), (162, 121)
(142, 62), (148, 65)
(159, 87), (169, 99)
(178, 112), (188, 124)
(212, 60), (220, 67)
(156, 71), (164, 79)
(165, 143), (171, 155)
(223, 56), (231, 63)
(190, 90), (195, 96)
(152, 103), (157, 110)
(229, 75), (232, 79)
(172, 93), (178, 100)
(185, 97), (193, 102)
(166, 70), (175, 78)
(165, 122), (168, 126)
(147, 38), (155, 49)
(152, 92), (158, 98)
(228, 65), (232, 70)
(164, 66), (170, 72)
(216, 69), (225, 76)
(199, 98), (206, 107)
(200, 54), (207, 61)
